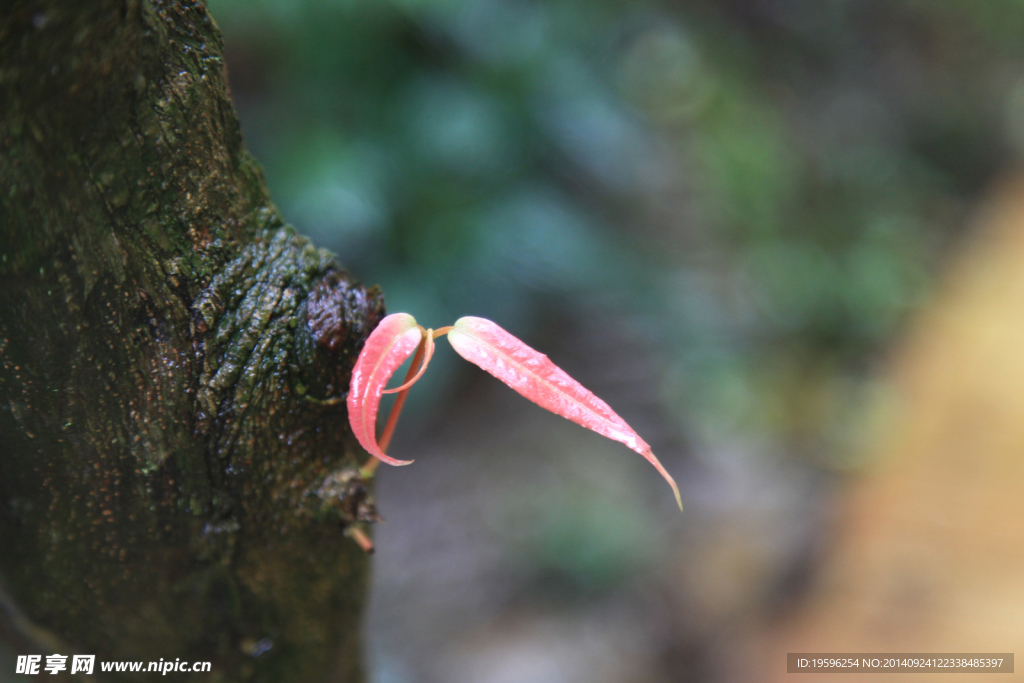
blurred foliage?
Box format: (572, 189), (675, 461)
(208, 0), (1024, 461)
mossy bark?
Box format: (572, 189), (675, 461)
(0, 1), (382, 681)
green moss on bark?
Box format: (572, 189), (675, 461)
(0, 2), (381, 681)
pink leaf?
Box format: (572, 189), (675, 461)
(347, 312), (423, 466)
(447, 316), (682, 510)
(382, 330), (435, 395)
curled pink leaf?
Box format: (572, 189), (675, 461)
(382, 330), (435, 395)
(347, 312), (423, 466)
(447, 316), (682, 510)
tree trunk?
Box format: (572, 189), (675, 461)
(0, 1), (382, 681)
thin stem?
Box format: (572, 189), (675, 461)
(432, 326), (454, 339)
(361, 334), (427, 477)
(346, 525), (374, 554)
(379, 337), (425, 451)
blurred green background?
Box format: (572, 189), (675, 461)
(207, 1), (1024, 681)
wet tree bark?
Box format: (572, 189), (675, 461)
(0, 1), (382, 681)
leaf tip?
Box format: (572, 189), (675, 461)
(664, 470), (683, 512)
(643, 448), (683, 512)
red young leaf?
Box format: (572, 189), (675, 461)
(347, 312), (423, 466)
(447, 316), (682, 510)
(382, 330), (435, 395)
